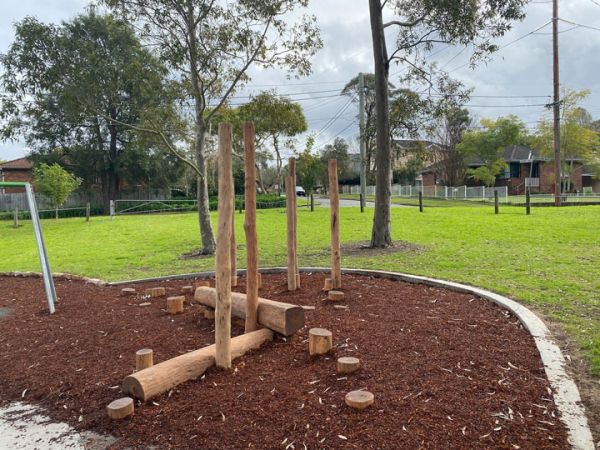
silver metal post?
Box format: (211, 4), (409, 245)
(25, 183), (57, 314)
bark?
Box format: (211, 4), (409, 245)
(369, 0), (393, 248)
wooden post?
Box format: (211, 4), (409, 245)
(328, 159), (341, 290)
(289, 157), (300, 287)
(360, 193), (364, 213)
(135, 349), (153, 371)
(494, 190), (499, 215)
(309, 327), (332, 355)
(310, 193), (314, 212)
(215, 123), (233, 369)
(526, 189), (531, 215)
(286, 175), (298, 291)
(13, 208), (18, 228)
(86, 202), (90, 222)
(419, 191), (423, 213)
(243, 122), (259, 333)
(231, 208), (237, 287)
(166, 296), (184, 314)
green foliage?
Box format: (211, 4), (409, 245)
(33, 163), (81, 209)
(296, 139), (322, 194)
(467, 161), (508, 187)
(319, 138), (353, 184)
(0, 13), (180, 204)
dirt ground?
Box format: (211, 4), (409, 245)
(0, 273), (571, 449)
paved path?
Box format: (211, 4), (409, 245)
(315, 197), (407, 208)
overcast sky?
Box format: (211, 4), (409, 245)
(1, 0), (599, 161)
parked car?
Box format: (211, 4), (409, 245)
(295, 186), (306, 197)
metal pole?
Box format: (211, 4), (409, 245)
(419, 191), (423, 213)
(358, 72), (367, 210)
(494, 190), (499, 215)
(25, 183), (57, 314)
(553, 0), (561, 206)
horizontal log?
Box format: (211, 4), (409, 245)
(122, 328), (273, 401)
(194, 287), (304, 336)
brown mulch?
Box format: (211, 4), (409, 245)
(0, 273), (569, 449)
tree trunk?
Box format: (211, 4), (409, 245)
(274, 135), (282, 195)
(369, 0), (393, 248)
(195, 119), (216, 254)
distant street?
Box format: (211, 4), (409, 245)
(314, 196), (407, 208)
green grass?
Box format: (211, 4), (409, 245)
(1, 206), (599, 376)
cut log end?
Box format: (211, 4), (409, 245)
(135, 348), (153, 371)
(121, 288), (136, 296)
(194, 280), (211, 289)
(337, 356), (360, 374)
(309, 327), (333, 355)
(345, 390), (374, 410)
(145, 287), (166, 298)
(323, 278), (332, 291)
(107, 397), (134, 419)
(166, 296), (185, 315)
(328, 290), (345, 302)
(181, 286), (194, 294)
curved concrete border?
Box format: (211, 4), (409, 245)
(3, 268), (594, 448)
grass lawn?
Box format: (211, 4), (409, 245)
(1, 205), (599, 376)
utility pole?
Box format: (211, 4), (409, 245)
(552, 0), (561, 206)
(358, 72), (367, 210)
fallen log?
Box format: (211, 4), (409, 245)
(122, 328), (273, 401)
(194, 286), (304, 336)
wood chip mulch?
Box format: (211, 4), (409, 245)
(0, 273), (569, 449)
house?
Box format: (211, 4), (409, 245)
(582, 165), (600, 193)
(420, 145), (589, 195)
(0, 157), (33, 193)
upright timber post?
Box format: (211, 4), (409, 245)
(494, 190), (499, 215)
(526, 189), (531, 216)
(215, 123), (233, 369)
(328, 159), (342, 290)
(419, 191), (423, 213)
(289, 157), (300, 287)
(243, 122), (259, 333)
(286, 173), (298, 291)
(86, 203), (91, 222)
(358, 72), (367, 211)
(13, 207), (19, 228)
(310, 194), (314, 212)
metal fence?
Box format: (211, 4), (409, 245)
(341, 184), (509, 202)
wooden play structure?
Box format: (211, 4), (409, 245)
(110, 123), (373, 417)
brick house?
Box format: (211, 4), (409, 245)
(0, 157), (33, 193)
(420, 145), (588, 194)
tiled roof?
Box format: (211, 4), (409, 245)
(0, 157), (33, 170)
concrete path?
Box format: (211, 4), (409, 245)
(0, 403), (114, 449)
(315, 196), (407, 208)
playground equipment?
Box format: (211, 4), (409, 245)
(1, 181), (57, 314)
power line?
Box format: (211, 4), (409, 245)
(559, 18), (600, 32)
(312, 94), (357, 140)
(315, 120), (358, 148)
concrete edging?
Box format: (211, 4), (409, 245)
(3, 268), (594, 449)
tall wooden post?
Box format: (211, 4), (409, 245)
(215, 123), (233, 369)
(328, 159), (341, 289)
(310, 194), (314, 212)
(419, 191), (423, 213)
(286, 174), (298, 291)
(231, 208), (237, 287)
(289, 157), (300, 287)
(85, 203), (90, 222)
(526, 189), (531, 216)
(13, 208), (19, 228)
(243, 123), (259, 332)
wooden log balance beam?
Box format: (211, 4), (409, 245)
(194, 286), (304, 337)
(122, 328), (273, 401)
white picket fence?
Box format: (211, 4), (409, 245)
(341, 184), (509, 201)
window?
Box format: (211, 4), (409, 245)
(509, 162), (521, 179)
(530, 162), (540, 178)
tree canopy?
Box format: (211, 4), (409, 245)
(33, 163), (81, 217)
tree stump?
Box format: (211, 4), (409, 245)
(323, 278), (332, 291)
(107, 397), (134, 419)
(121, 288), (136, 296)
(337, 356), (360, 374)
(345, 390), (374, 410)
(182, 286), (194, 294)
(309, 328), (332, 355)
(145, 287), (165, 298)
(135, 349), (153, 371)
(328, 290), (345, 301)
(204, 308), (215, 320)
(166, 296), (184, 314)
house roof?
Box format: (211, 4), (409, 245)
(0, 157), (33, 170)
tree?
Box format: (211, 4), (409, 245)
(0, 13), (179, 209)
(296, 138), (322, 195)
(105, 0), (321, 255)
(535, 88), (600, 191)
(368, 0), (528, 247)
(238, 91), (308, 193)
(459, 116), (528, 186)
(33, 163), (81, 218)
(428, 107), (472, 186)
(319, 138), (352, 187)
